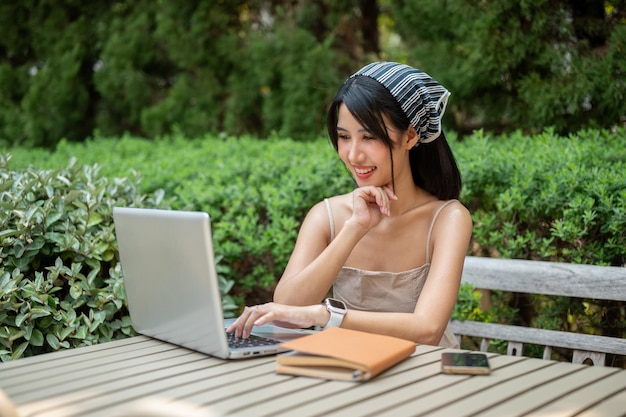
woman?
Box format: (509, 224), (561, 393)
(228, 62), (472, 347)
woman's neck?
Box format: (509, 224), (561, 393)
(389, 184), (437, 217)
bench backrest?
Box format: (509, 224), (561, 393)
(461, 256), (626, 301)
(451, 256), (626, 366)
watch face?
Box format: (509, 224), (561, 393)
(327, 298), (346, 310)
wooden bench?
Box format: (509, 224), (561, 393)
(450, 256), (626, 366)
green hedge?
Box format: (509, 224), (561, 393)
(2, 2), (623, 147)
(0, 155), (167, 360)
(458, 128), (626, 266)
(454, 128), (625, 361)
(2, 128), (624, 360)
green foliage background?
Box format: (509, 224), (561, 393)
(390, 0), (626, 134)
(1, 1), (624, 147)
(1, 0), (624, 363)
(0, 156), (166, 360)
(2, 128), (625, 360)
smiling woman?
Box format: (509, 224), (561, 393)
(328, 62), (462, 201)
(227, 62), (473, 348)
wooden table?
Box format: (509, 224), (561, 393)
(1, 335), (625, 417)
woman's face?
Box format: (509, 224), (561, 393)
(336, 103), (409, 188)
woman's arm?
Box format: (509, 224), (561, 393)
(340, 202), (473, 344)
(275, 186), (395, 305)
(228, 186), (397, 338)
(227, 199), (362, 338)
(230, 201), (472, 344)
(273, 200), (362, 305)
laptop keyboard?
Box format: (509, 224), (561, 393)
(227, 332), (280, 349)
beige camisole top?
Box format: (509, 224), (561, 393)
(325, 199), (460, 349)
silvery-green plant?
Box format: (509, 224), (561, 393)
(0, 155), (165, 361)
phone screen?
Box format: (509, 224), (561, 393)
(441, 352), (491, 375)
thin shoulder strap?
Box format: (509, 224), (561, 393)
(425, 200), (457, 263)
(324, 198), (335, 241)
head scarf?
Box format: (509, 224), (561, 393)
(351, 62), (450, 144)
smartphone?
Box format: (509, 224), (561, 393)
(441, 352), (491, 375)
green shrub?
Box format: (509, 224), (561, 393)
(0, 155), (168, 360)
(456, 128), (626, 266)
(0, 2), (353, 146)
(3, 134), (354, 312)
(452, 127), (626, 359)
(390, 0), (626, 134)
(3, 128), (624, 360)
(451, 283), (492, 323)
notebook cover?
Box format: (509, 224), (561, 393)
(276, 327), (416, 381)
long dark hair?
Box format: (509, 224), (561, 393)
(326, 75), (462, 200)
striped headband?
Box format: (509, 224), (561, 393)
(351, 62), (450, 144)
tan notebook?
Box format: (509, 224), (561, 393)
(276, 327), (416, 381)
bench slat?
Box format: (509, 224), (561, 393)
(462, 257), (626, 301)
(449, 320), (626, 355)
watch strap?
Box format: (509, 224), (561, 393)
(322, 298), (346, 330)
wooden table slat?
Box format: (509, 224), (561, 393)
(4, 343), (192, 391)
(16, 355), (275, 417)
(576, 389), (626, 417)
(235, 353), (442, 417)
(321, 354), (545, 417)
(218, 345), (447, 417)
(262, 349), (454, 417)
(47, 360), (280, 417)
(13, 350), (214, 403)
(474, 364), (622, 417)
(1, 336), (624, 417)
(0, 336), (153, 371)
(524, 371), (626, 417)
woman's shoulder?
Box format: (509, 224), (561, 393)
(436, 199), (471, 220)
(304, 193), (352, 222)
(405, 198), (469, 222)
(324, 192), (353, 204)
(313, 193), (352, 213)
(429, 199), (473, 235)
(433, 199), (470, 217)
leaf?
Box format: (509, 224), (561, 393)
(46, 333), (60, 350)
(0, 271), (11, 288)
(44, 232), (65, 244)
(0, 178), (14, 192)
(23, 324), (33, 340)
(45, 209), (64, 227)
(11, 341), (29, 360)
(12, 239), (25, 258)
(59, 327), (73, 341)
(87, 211), (103, 228)
(0, 229), (20, 239)
(73, 201), (88, 211)
(28, 236), (46, 252)
(29, 308), (52, 320)
(69, 282), (82, 299)
(74, 325), (87, 339)
(29, 329), (44, 346)
(15, 313), (27, 328)
(63, 190), (83, 204)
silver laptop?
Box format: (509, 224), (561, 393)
(113, 207), (308, 359)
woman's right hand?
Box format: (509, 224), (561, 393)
(350, 185), (397, 230)
(226, 302), (329, 339)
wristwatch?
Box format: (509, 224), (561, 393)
(322, 298), (347, 330)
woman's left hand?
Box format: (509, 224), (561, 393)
(226, 302), (329, 338)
